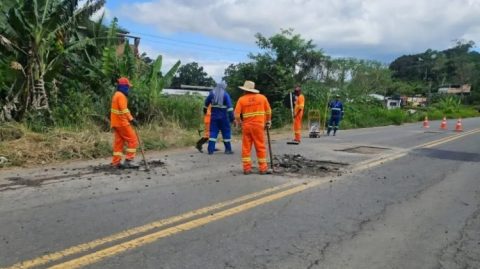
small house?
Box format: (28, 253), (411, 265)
(438, 84), (471, 95)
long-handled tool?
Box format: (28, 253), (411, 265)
(286, 91), (300, 145)
(132, 127), (150, 171)
(266, 126), (275, 172)
(322, 92), (331, 135)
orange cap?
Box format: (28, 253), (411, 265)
(117, 77), (132, 87)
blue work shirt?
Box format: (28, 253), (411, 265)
(329, 100), (344, 118)
(204, 89), (234, 121)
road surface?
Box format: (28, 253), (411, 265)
(1, 118), (479, 269)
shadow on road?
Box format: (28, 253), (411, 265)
(414, 148), (480, 162)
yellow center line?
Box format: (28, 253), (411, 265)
(419, 128), (480, 148)
(47, 182), (322, 269)
(353, 128), (480, 170)
(5, 127), (480, 269)
(3, 181), (299, 269)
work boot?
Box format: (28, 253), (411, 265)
(224, 142), (233, 154)
(327, 128), (331, 136)
(259, 169), (273, 175)
(195, 137), (207, 153)
(111, 163), (122, 169)
(121, 159), (140, 169)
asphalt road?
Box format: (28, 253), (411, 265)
(1, 118), (479, 269)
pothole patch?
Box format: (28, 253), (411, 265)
(3, 160), (166, 189)
(337, 146), (390, 154)
(90, 160), (165, 173)
(273, 154), (347, 176)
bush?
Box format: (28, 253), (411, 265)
(156, 95), (204, 129)
(128, 83), (204, 129)
(52, 88), (96, 128)
(386, 109), (407, 125)
(25, 110), (53, 133)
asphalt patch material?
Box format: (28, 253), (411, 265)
(1, 160), (166, 190)
(272, 154), (347, 176)
(337, 146), (390, 154)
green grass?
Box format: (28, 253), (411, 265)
(0, 122), (199, 168)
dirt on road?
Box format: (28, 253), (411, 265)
(1, 160), (166, 191)
(272, 154), (348, 176)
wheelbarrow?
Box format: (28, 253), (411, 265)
(307, 109), (321, 138)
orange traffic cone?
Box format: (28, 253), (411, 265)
(423, 116), (430, 129)
(440, 116), (448, 130)
(455, 118), (463, 132)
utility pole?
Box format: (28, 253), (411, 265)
(419, 53), (437, 107)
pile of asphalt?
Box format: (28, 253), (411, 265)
(272, 154), (347, 176)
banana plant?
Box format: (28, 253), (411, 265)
(0, 0), (105, 122)
(138, 55), (181, 120)
(147, 55), (181, 99)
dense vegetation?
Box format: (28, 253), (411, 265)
(224, 30), (480, 127)
(0, 1), (479, 166)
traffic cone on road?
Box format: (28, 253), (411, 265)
(455, 118), (463, 132)
(440, 116), (448, 130)
(423, 116), (430, 129)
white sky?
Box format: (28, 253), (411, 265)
(107, 0), (480, 79)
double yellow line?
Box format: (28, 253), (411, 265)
(416, 128), (480, 149)
(353, 128), (480, 170)
(5, 181), (300, 269)
(4, 128), (480, 269)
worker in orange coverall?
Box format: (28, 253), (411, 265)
(110, 77), (139, 169)
(234, 80), (272, 175)
(292, 85), (305, 144)
(195, 104), (211, 153)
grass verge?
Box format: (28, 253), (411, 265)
(0, 122), (199, 168)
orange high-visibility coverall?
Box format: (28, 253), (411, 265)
(203, 105), (212, 138)
(234, 93), (272, 173)
(110, 91), (138, 166)
(293, 94), (305, 142)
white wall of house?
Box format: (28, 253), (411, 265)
(163, 89), (210, 97)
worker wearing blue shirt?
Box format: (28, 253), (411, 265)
(327, 94), (344, 136)
(204, 82), (234, 154)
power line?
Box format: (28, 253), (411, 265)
(140, 37), (249, 56)
(129, 31), (254, 53)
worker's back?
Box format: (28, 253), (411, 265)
(235, 93), (271, 126)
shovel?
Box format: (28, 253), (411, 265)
(266, 125), (275, 173)
(132, 126), (150, 171)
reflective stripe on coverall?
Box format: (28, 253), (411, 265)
(204, 83), (234, 154)
(293, 94), (305, 141)
(328, 100), (344, 134)
(110, 90), (138, 165)
(234, 93), (272, 173)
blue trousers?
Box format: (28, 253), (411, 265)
(327, 116), (341, 135)
(208, 118), (232, 154)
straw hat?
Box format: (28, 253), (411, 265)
(239, 80), (259, 93)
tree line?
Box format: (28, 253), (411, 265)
(1, 1), (479, 131)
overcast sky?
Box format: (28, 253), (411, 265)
(102, 0), (480, 80)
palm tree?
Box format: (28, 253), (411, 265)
(0, 0), (105, 121)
